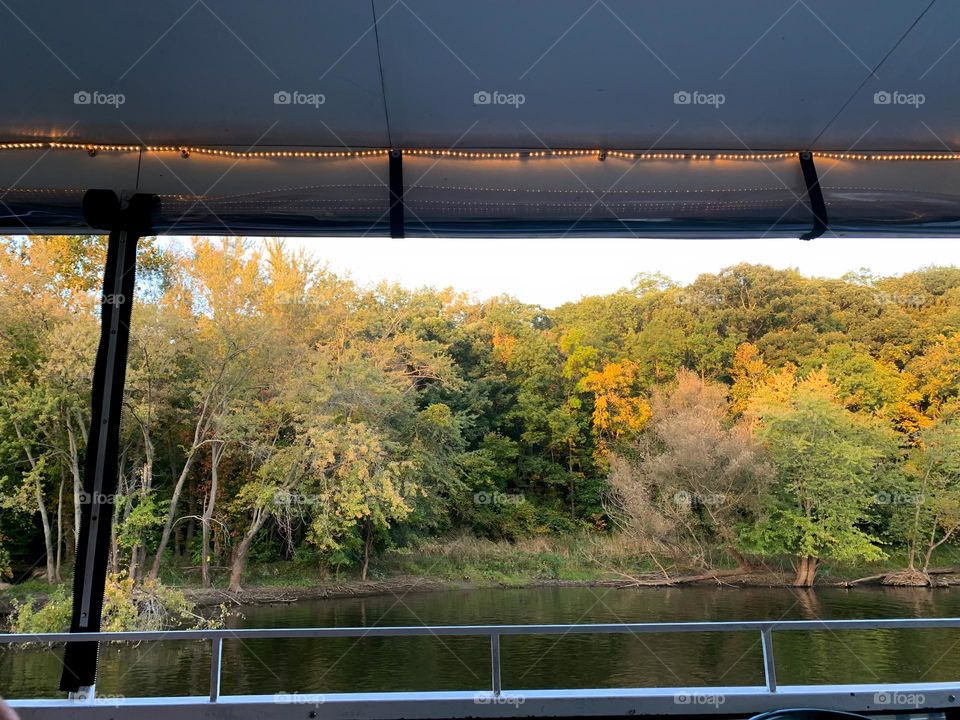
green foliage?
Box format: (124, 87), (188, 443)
(2, 234), (960, 588)
(9, 574), (225, 633)
(746, 373), (897, 565)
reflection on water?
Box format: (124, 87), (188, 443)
(2, 586), (959, 698)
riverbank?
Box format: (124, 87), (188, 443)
(5, 534), (960, 614)
(179, 568), (960, 609)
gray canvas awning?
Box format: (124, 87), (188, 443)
(1, 0), (958, 237)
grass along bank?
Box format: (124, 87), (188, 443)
(6, 534), (960, 620)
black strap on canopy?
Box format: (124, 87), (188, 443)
(389, 150), (405, 239)
(798, 151), (828, 240)
(60, 190), (159, 692)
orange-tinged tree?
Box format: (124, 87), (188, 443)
(579, 359), (651, 447)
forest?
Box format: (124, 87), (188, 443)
(1, 235), (960, 609)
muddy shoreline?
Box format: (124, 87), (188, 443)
(4, 569), (957, 615)
(179, 569), (960, 608)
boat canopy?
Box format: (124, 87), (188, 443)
(1, 0), (958, 237)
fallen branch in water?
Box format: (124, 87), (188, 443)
(607, 568), (748, 587)
(843, 573), (888, 586)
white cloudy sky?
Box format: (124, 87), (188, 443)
(259, 236), (960, 308)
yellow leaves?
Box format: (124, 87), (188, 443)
(910, 332), (960, 415)
(732, 342), (767, 379)
(185, 237), (265, 324)
(800, 368), (837, 397)
(744, 365), (797, 417)
(580, 359), (651, 443)
(491, 328), (516, 363)
(892, 400), (934, 439)
(730, 342), (768, 415)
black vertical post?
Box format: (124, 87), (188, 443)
(60, 191), (158, 693)
(389, 150), (405, 238)
(798, 151), (828, 240)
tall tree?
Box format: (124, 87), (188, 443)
(747, 372), (896, 586)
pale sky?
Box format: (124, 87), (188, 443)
(257, 237), (960, 308)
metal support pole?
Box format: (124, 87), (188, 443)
(490, 633), (502, 696)
(60, 191), (159, 692)
(760, 628), (777, 693)
(210, 637), (223, 702)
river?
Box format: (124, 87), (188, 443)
(2, 586), (960, 698)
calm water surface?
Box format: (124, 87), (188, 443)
(3, 586), (960, 698)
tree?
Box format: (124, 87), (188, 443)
(148, 238), (264, 581)
(579, 359), (651, 448)
(748, 372), (897, 586)
(900, 420), (960, 575)
(607, 370), (771, 569)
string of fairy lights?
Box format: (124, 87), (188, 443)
(1, 141), (960, 162)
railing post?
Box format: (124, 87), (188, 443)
(210, 637), (223, 702)
(490, 633), (502, 696)
(760, 628), (777, 693)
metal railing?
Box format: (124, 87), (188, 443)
(3, 617), (960, 719)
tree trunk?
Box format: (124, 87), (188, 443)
(201, 441), (224, 588)
(148, 445), (201, 580)
(174, 523), (182, 560)
(922, 521), (960, 573)
(12, 421), (55, 582)
(184, 516), (195, 559)
(148, 395), (214, 580)
(128, 543), (139, 580)
(792, 556), (806, 586)
(229, 507), (270, 593)
(228, 458), (303, 592)
(724, 544), (752, 570)
(110, 522), (120, 575)
(228, 534), (253, 593)
(793, 555), (818, 587)
(128, 428), (154, 584)
(54, 475), (64, 582)
(66, 418), (82, 545)
(361, 519), (373, 581)
(34, 477), (56, 583)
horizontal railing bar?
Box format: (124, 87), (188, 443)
(1, 617), (959, 644)
(9, 682), (960, 717)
